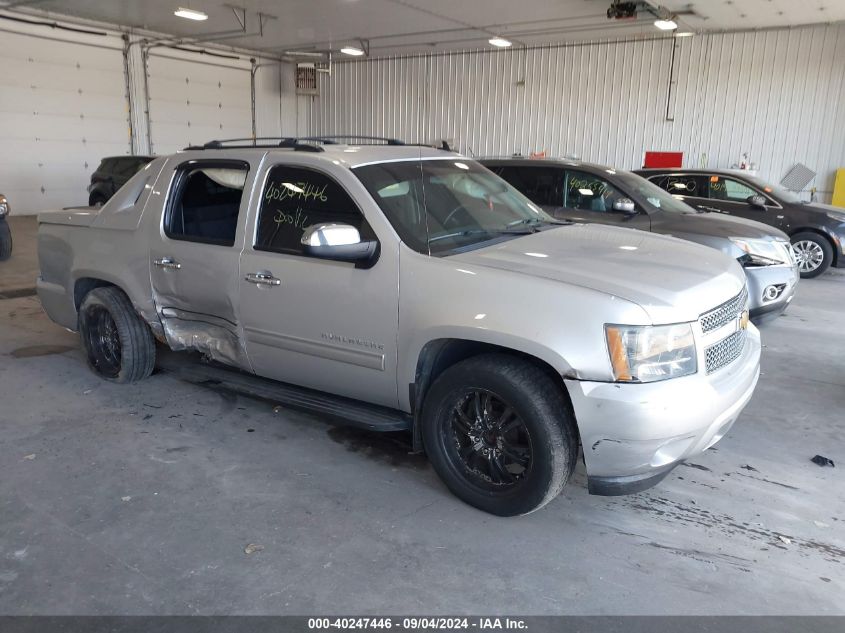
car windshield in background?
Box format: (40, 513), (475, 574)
(613, 170), (698, 214)
(743, 174), (804, 204)
(354, 159), (561, 255)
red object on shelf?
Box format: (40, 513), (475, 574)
(643, 151), (684, 169)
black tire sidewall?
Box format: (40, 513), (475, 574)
(421, 355), (575, 516)
(78, 287), (154, 383)
(791, 232), (833, 279)
(0, 221), (11, 261)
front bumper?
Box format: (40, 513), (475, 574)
(565, 324), (761, 496)
(744, 264), (798, 325)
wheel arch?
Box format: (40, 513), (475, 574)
(409, 337), (578, 453)
(73, 277), (118, 310)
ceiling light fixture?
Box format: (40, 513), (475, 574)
(488, 37), (512, 48)
(674, 31), (695, 37)
(340, 46), (365, 56)
(174, 7), (208, 21)
(654, 18), (678, 30)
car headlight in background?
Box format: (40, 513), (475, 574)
(731, 237), (791, 266)
(605, 323), (697, 383)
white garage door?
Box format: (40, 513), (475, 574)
(0, 30), (129, 214)
(146, 50), (253, 155)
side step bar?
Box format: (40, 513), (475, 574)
(156, 351), (412, 433)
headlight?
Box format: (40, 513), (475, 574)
(731, 237), (790, 266)
(827, 211), (845, 223)
(605, 323), (697, 383)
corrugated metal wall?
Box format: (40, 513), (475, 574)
(311, 24), (845, 203)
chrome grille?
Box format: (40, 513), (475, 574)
(699, 287), (748, 334)
(705, 329), (747, 374)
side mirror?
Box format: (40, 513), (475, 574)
(748, 195), (767, 209)
(612, 198), (638, 214)
(301, 223), (378, 265)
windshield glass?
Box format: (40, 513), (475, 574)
(743, 174), (803, 204)
(354, 159), (558, 255)
(612, 170), (698, 214)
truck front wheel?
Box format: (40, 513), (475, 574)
(421, 354), (578, 516)
(78, 287), (155, 383)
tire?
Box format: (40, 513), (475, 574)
(78, 287), (155, 383)
(421, 354), (578, 516)
(0, 221), (11, 261)
(791, 232), (833, 279)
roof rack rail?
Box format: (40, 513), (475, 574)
(296, 135), (406, 146)
(184, 135), (407, 151)
(184, 137), (324, 152)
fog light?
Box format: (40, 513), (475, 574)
(762, 284), (785, 302)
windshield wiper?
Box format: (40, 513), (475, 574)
(506, 217), (570, 228)
(428, 227), (534, 244)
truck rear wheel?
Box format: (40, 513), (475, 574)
(78, 287), (155, 383)
(0, 221), (11, 261)
(421, 354), (578, 516)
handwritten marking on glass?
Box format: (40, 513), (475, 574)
(274, 207), (309, 230)
(265, 180), (328, 204)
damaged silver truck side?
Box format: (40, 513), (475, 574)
(37, 141), (761, 516)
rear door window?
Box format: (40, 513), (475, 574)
(164, 160), (248, 246)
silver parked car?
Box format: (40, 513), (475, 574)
(36, 139), (761, 515)
(482, 158), (799, 324)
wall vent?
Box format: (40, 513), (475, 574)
(296, 63), (319, 95)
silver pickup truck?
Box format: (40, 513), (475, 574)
(37, 139), (761, 516)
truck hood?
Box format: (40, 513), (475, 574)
(450, 224), (746, 324)
(654, 210), (788, 240)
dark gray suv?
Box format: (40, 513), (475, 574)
(482, 158), (798, 324)
(636, 168), (845, 278)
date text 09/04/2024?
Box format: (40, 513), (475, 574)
(307, 617), (527, 630)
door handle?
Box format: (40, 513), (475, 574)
(245, 272), (281, 286)
(154, 257), (182, 269)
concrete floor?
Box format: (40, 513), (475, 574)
(0, 215), (843, 615)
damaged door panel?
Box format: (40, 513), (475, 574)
(150, 159), (254, 367)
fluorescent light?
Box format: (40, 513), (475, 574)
(340, 46), (365, 56)
(654, 19), (678, 30)
(175, 7), (208, 21)
(488, 37), (512, 48)
(674, 31), (695, 37)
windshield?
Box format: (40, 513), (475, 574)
(742, 174), (803, 204)
(612, 170), (698, 214)
(354, 159), (560, 255)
